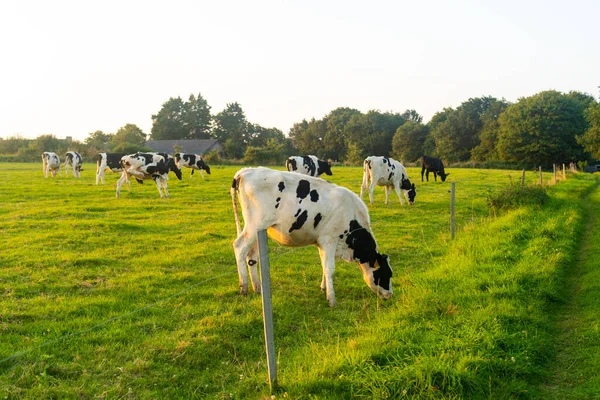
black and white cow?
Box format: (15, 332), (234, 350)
(64, 151), (83, 178)
(42, 152), (61, 178)
(360, 156), (416, 205)
(174, 153), (211, 178)
(285, 155), (332, 177)
(96, 153), (126, 185)
(116, 153), (182, 198)
(231, 167), (393, 307)
(420, 156), (449, 182)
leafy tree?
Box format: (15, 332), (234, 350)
(184, 93), (212, 139)
(401, 109), (423, 123)
(392, 121), (429, 163)
(345, 111), (406, 160)
(288, 118), (326, 156)
(430, 97), (503, 162)
(322, 107), (361, 161)
(150, 97), (188, 140)
(470, 100), (510, 161)
(85, 130), (113, 151)
(496, 90), (588, 166)
(577, 101), (600, 160)
(110, 124), (147, 151)
(213, 102), (249, 158)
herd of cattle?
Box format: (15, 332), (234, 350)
(41, 151), (449, 306)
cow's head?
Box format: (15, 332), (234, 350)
(174, 153), (182, 164)
(440, 171), (449, 182)
(358, 253), (393, 300)
(167, 157), (183, 180)
(401, 179), (416, 205)
(318, 160), (333, 176)
(199, 159), (211, 175)
(346, 220), (393, 300)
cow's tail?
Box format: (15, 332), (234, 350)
(361, 159), (370, 193)
(231, 176), (242, 236)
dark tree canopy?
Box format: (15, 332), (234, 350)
(577, 101), (600, 160)
(392, 121), (429, 163)
(496, 90), (589, 166)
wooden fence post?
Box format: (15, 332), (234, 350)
(562, 164), (566, 180)
(553, 164), (557, 184)
(521, 169), (525, 187)
(257, 229), (277, 392)
(450, 183), (456, 240)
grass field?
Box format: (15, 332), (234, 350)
(0, 163), (598, 399)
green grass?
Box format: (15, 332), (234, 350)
(0, 163), (598, 399)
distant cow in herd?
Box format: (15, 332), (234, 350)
(96, 153), (126, 185)
(42, 152), (61, 178)
(286, 155), (332, 177)
(116, 152), (182, 198)
(174, 153), (211, 178)
(360, 156), (416, 205)
(231, 167), (393, 307)
(64, 151), (83, 178)
(420, 156), (449, 182)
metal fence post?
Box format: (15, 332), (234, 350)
(450, 183), (456, 240)
(521, 169), (525, 187)
(539, 166), (543, 186)
(257, 229), (277, 392)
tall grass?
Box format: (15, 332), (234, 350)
(0, 163), (597, 399)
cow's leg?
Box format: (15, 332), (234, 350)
(152, 176), (165, 198)
(421, 167), (425, 182)
(317, 243), (337, 307)
(190, 169), (194, 178)
(384, 185), (391, 205)
(425, 170), (430, 182)
(65, 163), (69, 177)
(233, 229), (258, 295)
(161, 177), (170, 198)
(199, 169), (205, 179)
(394, 183), (405, 205)
(368, 181), (377, 205)
(246, 244), (261, 294)
(116, 171), (128, 198)
(360, 171), (369, 200)
(433, 172), (437, 182)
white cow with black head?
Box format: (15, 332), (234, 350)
(42, 152), (61, 178)
(116, 153), (182, 198)
(285, 155), (332, 177)
(360, 156), (416, 205)
(64, 151), (83, 178)
(231, 167), (393, 307)
(174, 153), (211, 178)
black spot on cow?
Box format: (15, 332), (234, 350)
(345, 220), (378, 267)
(310, 190), (319, 202)
(388, 172), (394, 181)
(296, 180), (310, 200)
(289, 210), (308, 233)
(275, 197), (281, 209)
(302, 156), (317, 176)
(294, 208), (302, 217)
(339, 234), (344, 239)
(278, 181), (285, 192)
(313, 213), (322, 228)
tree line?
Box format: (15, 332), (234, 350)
(1, 90), (599, 167)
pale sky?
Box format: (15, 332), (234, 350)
(1, 0), (598, 142)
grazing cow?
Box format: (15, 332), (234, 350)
(231, 167), (393, 307)
(174, 153), (211, 178)
(42, 152), (61, 178)
(420, 156), (449, 182)
(116, 153), (182, 198)
(285, 155), (332, 177)
(360, 156), (416, 205)
(64, 151), (83, 178)
(96, 153), (126, 185)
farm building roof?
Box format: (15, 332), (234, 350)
(145, 139), (223, 155)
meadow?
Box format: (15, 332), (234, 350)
(0, 163), (598, 399)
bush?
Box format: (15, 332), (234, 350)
(487, 183), (549, 212)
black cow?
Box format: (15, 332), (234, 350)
(420, 156), (449, 182)
(285, 155), (332, 177)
